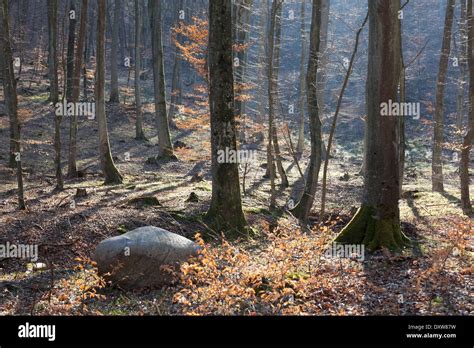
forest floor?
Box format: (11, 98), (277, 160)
(0, 83), (472, 316)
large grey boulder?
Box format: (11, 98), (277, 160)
(93, 226), (199, 289)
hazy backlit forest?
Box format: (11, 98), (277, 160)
(0, 0), (472, 317)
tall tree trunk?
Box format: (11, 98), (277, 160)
(320, 11), (368, 220)
(118, 2), (128, 65)
(266, 0), (281, 208)
(234, 0), (253, 122)
(206, 0), (248, 235)
(271, 1), (289, 187)
(316, 0), (329, 115)
(168, 0), (184, 127)
(151, 0), (174, 158)
(67, 0), (88, 178)
(66, 0), (77, 177)
(5, 33), (15, 169)
(83, 11), (88, 100)
(399, 68), (406, 196)
(143, 0), (152, 74)
(296, 0), (307, 156)
(460, 0), (473, 216)
(432, 0), (455, 192)
(398, 6), (406, 197)
(66, 0), (77, 100)
(456, 0), (468, 134)
(109, 0), (121, 103)
(134, 0), (146, 140)
(317, 0), (329, 162)
(48, 0), (59, 104)
(48, 0), (63, 190)
(335, 0), (408, 251)
(256, 0), (268, 123)
(87, 0), (96, 60)
(60, 1), (68, 100)
(16, 0), (28, 79)
(239, 0), (253, 125)
(0, 0), (26, 209)
(265, 0), (288, 187)
(290, 0), (323, 221)
(96, 0), (123, 185)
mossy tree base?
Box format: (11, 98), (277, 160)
(135, 134), (148, 142)
(104, 176), (123, 185)
(290, 200), (308, 221)
(158, 146), (177, 161)
(103, 158), (123, 185)
(146, 153), (178, 164)
(335, 205), (410, 251)
(204, 209), (250, 240)
(161, 153), (178, 161)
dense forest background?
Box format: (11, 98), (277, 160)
(0, 0), (472, 316)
